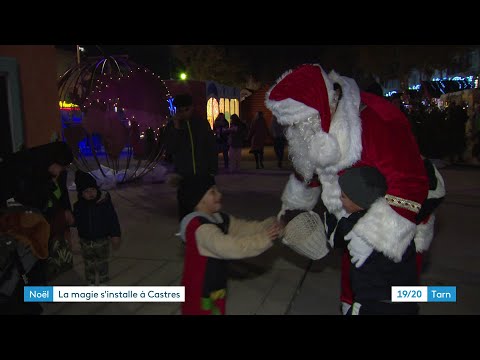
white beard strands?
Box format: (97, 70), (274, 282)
(286, 115), (322, 183)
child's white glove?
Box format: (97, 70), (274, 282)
(345, 231), (373, 268)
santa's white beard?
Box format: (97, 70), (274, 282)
(285, 117), (320, 182)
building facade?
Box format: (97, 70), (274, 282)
(0, 45), (60, 155)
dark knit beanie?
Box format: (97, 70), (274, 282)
(177, 174), (216, 215)
(28, 141), (73, 171)
(173, 94), (193, 108)
(338, 166), (387, 210)
(75, 170), (98, 193)
(49, 141), (74, 166)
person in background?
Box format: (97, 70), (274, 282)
(213, 113), (230, 170)
(0, 141), (74, 313)
(5, 141), (75, 280)
(270, 115), (287, 168)
(247, 111), (268, 169)
(446, 101), (468, 163)
(177, 174), (282, 315)
(160, 94), (218, 221)
(227, 114), (247, 173)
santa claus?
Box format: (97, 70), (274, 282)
(265, 64), (432, 314)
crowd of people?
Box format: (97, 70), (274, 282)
(1, 64), (448, 315)
(210, 110), (284, 171)
(389, 93), (475, 163)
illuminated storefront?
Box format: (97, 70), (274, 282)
(206, 81), (240, 128)
(164, 79), (241, 129)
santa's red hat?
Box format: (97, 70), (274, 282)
(265, 64), (334, 132)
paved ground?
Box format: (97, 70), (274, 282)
(41, 147), (480, 315)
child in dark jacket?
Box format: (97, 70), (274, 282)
(73, 170), (121, 285)
(325, 166), (419, 315)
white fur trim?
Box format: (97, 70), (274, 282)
(281, 173), (321, 211)
(309, 132), (341, 168)
(265, 64), (334, 129)
(341, 302), (352, 315)
(328, 71), (361, 110)
(266, 98), (319, 127)
(429, 165), (446, 199)
(346, 197), (416, 262)
(414, 214), (435, 253)
(321, 71), (363, 174)
(318, 173), (347, 219)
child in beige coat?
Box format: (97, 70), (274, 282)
(178, 174), (282, 315)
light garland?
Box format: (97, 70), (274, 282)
(60, 57), (172, 142)
(82, 65), (172, 117)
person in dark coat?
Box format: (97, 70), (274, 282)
(3, 141), (75, 279)
(160, 94), (218, 221)
(227, 114), (247, 173)
(213, 112), (230, 170)
(1, 141), (73, 213)
(73, 170), (121, 285)
(247, 111), (268, 169)
(0, 141), (74, 313)
(270, 115), (287, 168)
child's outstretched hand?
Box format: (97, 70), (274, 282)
(266, 220), (284, 241)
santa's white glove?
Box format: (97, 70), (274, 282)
(345, 231), (374, 268)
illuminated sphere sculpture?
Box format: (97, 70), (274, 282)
(58, 55), (172, 184)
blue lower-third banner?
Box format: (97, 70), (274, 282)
(24, 286), (185, 302)
(391, 286), (456, 302)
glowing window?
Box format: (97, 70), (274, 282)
(219, 98), (225, 114)
(224, 98), (230, 121)
(230, 99), (239, 116)
(207, 98), (219, 129)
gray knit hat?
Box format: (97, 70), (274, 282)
(338, 166), (387, 209)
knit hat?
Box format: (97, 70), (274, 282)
(48, 141), (74, 166)
(173, 94), (193, 108)
(177, 174), (216, 216)
(338, 166), (387, 209)
(26, 141), (73, 172)
(75, 170), (98, 193)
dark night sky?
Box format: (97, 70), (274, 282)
(59, 45), (172, 78)
(225, 45), (328, 82)
(58, 45), (329, 83)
